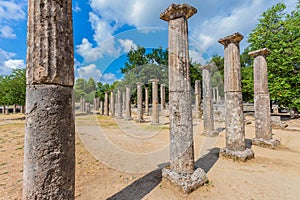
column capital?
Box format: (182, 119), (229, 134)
(136, 82), (144, 86)
(149, 79), (159, 83)
(160, 4), (197, 22)
(200, 64), (213, 71)
(218, 32), (243, 47)
(248, 48), (270, 58)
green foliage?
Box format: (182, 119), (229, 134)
(248, 2), (300, 110)
(0, 69), (26, 106)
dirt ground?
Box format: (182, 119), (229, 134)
(1, 112), (300, 200)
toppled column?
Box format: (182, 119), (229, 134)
(218, 32), (254, 161)
(23, 0), (75, 198)
(110, 91), (115, 117)
(201, 65), (217, 136)
(117, 88), (123, 119)
(160, 4), (207, 194)
(136, 82), (144, 122)
(161, 84), (166, 110)
(195, 80), (202, 118)
(145, 87), (149, 116)
(150, 79), (159, 124)
(124, 85), (132, 120)
(249, 48), (280, 148)
(104, 92), (109, 116)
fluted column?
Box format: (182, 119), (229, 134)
(249, 48), (280, 148)
(150, 79), (159, 124)
(136, 82), (144, 122)
(23, 0), (75, 199)
(218, 32), (254, 161)
(160, 4), (207, 194)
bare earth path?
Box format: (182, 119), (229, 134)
(0, 113), (300, 199)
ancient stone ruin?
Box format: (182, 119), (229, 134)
(218, 32), (254, 161)
(23, 0), (75, 199)
(160, 3), (208, 194)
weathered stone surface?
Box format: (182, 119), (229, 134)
(160, 3), (197, 21)
(219, 33), (253, 161)
(224, 92), (245, 151)
(161, 84), (166, 110)
(194, 80), (202, 118)
(219, 33), (243, 92)
(100, 101), (104, 115)
(124, 85), (132, 120)
(220, 148), (254, 162)
(145, 87), (149, 116)
(249, 48), (280, 148)
(23, 85), (75, 199)
(86, 103), (90, 113)
(162, 167), (208, 194)
(122, 91), (126, 112)
(136, 82), (144, 122)
(150, 79), (159, 124)
(104, 92), (109, 116)
(271, 116), (288, 129)
(117, 89), (123, 119)
(26, 0), (74, 86)
(110, 91), (115, 117)
(161, 3), (205, 194)
(201, 65), (217, 136)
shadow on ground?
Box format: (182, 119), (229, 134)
(107, 148), (220, 200)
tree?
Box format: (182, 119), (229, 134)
(248, 2), (300, 111)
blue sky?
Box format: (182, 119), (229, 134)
(0, 0), (297, 83)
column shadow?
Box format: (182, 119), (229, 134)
(107, 148), (220, 200)
(107, 163), (168, 200)
(195, 147), (220, 173)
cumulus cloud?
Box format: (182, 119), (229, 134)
(0, 48), (24, 75)
(0, 1), (26, 39)
(100, 73), (117, 84)
(119, 39), (137, 53)
(4, 59), (25, 69)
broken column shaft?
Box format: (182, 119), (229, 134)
(218, 32), (254, 161)
(23, 0), (75, 199)
(136, 82), (144, 122)
(124, 85), (132, 120)
(117, 88), (123, 119)
(150, 79), (159, 124)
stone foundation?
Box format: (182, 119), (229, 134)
(162, 167), (208, 194)
(252, 138), (280, 149)
(220, 148), (254, 162)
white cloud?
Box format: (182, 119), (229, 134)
(0, 1), (26, 39)
(189, 50), (205, 65)
(100, 73), (117, 84)
(119, 39), (137, 53)
(4, 59), (25, 69)
(0, 48), (15, 60)
(73, 1), (81, 12)
(0, 25), (16, 38)
(77, 64), (102, 81)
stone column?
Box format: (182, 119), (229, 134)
(13, 104), (16, 114)
(145, 87), (149, 116)
(100, 101), (104, 115)
(124, 85), (132, 120)
(195, 80), (202, 118)
(2, 106), (5, 114)
(216, 87), (220, 103)
(201, 65), (217, 136)
(23, 0), (75, 199)
(160, 84), (166, 110)
(80, 97), (83, 112)
(122, 91), (126, 113)
(150, 79), (159, 124)
(94, 97), (99, 111)
(212, 87), (216, 103)
(249, 48), (280, 148)
(110, 91), (115, 117)
(82, 98), (86, 113)
(86, 103), (90, 113)
(160, 4), (207, 194)
(117, 88), (123, 119)
(218, 32), (254, 161)
(136, 82), (144, 122)
(104, 92), (109, 116)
